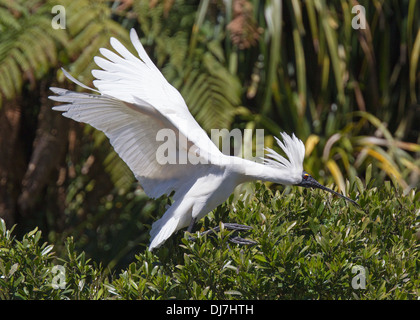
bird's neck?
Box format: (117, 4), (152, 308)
(227, 157), (298, 186)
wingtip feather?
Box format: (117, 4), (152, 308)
(149, 216), (179, 251)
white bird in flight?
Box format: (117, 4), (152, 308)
(49, 29), (357, 251)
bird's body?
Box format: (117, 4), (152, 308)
(50, 29), (357, 251)
(149, 153), (303, 250)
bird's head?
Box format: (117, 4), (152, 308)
(296, 171), (358, 206)
(264, 133), (358, 206)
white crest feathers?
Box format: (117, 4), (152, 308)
(263, 132), (305, 174)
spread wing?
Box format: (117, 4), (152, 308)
(49, 29), (222, 199)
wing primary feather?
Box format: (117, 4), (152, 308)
(61, 68), (100, 93)
(129, 28), (161, 74)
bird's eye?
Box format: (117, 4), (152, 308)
(303, 174), (309, 180)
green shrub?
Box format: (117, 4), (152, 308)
(0, 221), (107, 299)
(1, 182), (419, 299)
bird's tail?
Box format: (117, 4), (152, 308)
(149, 215), (180, 251)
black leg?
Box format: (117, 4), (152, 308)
(221, 223), (253, 232)
(200, 223), (252, 235)
(187, 217), (197, 234)
(188, 221), (257, 246)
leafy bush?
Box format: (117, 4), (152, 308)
(1, 181), (419, 300)
(0, 222), (106, 299)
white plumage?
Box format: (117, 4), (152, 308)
(50, 29), (355, 251)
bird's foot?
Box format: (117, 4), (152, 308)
(228, 236), (257, 245)
(188, 222), (257, 246)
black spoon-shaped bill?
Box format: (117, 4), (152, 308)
(297, 171), (359, 207)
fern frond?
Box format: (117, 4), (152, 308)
(0, 7), (20, 30)
(181, 51), (241, 130)
(0, 1), (67, 104)
(63, 0), (131, 82)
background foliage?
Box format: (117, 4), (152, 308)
(0, 0), (419, 299)
(1, 181), (419, 299)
